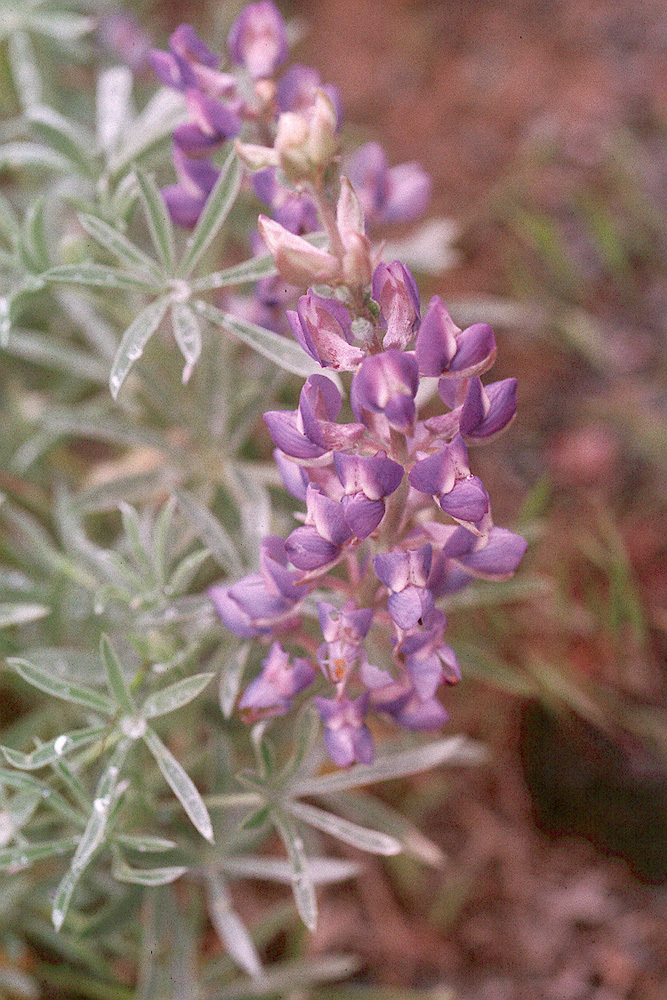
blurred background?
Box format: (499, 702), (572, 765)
(7, 0), (667, 997)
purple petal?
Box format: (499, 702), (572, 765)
(227, 0), (288, 78)
(461, 378), (518, 440)
(438, 476), (489, 524)
(285, 525), (340, 570)
(387, 586), (434, 629)
(342, 494), (385, 539)
(274, 450), (309, 502)
(414, 296), (459, 376)
(383, 161), (432, 224)
(170, 24), (219, 68)
(408, 448), (456, 497)
(263, 410), (327, 460)
(449, 323), (496, 376)
(456, 527), (527, 579)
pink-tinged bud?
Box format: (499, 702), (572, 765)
(273, 91), (339, 182)
(258, 215), (340, 285)
(337, 176), (366, 241)
(227, 0), (288, 79)
(235, 140), (280, 172)
(372, 261), (421, 351)
(288, 291), (365, 371)
(336, 177), (374, 285)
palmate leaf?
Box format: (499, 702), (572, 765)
(7, 657), (114, 715)
(0, 141), (71, 173)
(78, 214), (164, 285)
(108, 88), (187, 178)
(51, 739), (132, 930)
(141, 673), (214, 720)
(1, 725), (108, 771)
(194, 300), (325, 380)
(175, 489), (242, 575)
(3, 327), (109, 383)
(109, 296), (170, 399)
(0, 837), (79, 872)
(27, 104), (95, 177)
(285, 800), (402, 857)
(44, 262), (156, 291)
(270, 807), (317, 931)
(135, 167), (176, 272)
(112, 855), (187, 887)
(206, 871), (263, 979)
(0, 601), (50, 627)
(171, 301), (202, 382)
(97, 67), (134, 155)
(190, 252), (277, 293)
(100, 635), (136, 715)
(142, 727), (213, 843)
(179, 148), (242, 278)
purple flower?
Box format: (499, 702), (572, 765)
(287, 291), (365, 371)
(348, 142), (431, 226)
(317, 600), (374, 686)
(161, 147), (220, 228)
(415, 296), (496, 378)
(373, 545), (434, 630)
(285, 485), (352, 571)
(457, 377), (518, 442)
(276, 64), (342, 122)
(264, 374), (364, 462)
(239, 641), (316, 720)
(398, 610), (460, 700)
(208, 537), (305, 638)
(408, 435), (490, 530)
(173, 90), (241, 153)
(253, 168), (318, 234)
(420, 521), (528, 596)
(370, 677), (448, 731)
(149, 24), (238, 98)
(333, 450), (404, 538)
(372, 261), (421, 351)
(314, 693), (374, 766)
(227, 1), (288, 79)
(351, 349), (419, 433)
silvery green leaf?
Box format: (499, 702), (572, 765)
(45, 262), (155, 290)
(194, 301), (324, 379)
(0, 601), (50, 627)
(225, 464), (271, 564)
(27, 105), (95, 176)
(218, 642), (249, 720)
(165, 548), (211, 596)
(319, 790), (445, 867)
(382, 216), (461, 276)
(141, 673), (214, 720)
(28, 10), (96, 41)
(0, 294), (10, 348)
(78, 214), (163, 285)
(190, 252), (277, 293)
(171, 301), (202, 382)
(114, 834), (177, 853)
(142, 727), (213, 843)
(100, 635), (136, 715)
(1, 726), (107, 771)
(285, 800), (402, 856)
(20, 198), (49, 273)
(0, 191), (20, 245)
(180, 149), (242, 278)
(3, 647), (105, 686)
(218, 855), (359, 885)
(290, 736), (487, 796)
(0, 837), (79, 872)
(7, 657), (114, 715)
(176, 489), (242, 575)
(3, 327), (108, 382)
(0, 787), (40, 843)
(109, 296), (170, 399)
(206, 872), (262, 979)
(150, 496), (176, 587)
(113, 857), (187, 887)
(0, 499), (94, 588)
(0, 141), (71, 172)
(119, 501), (153, 577)
(7, 30), (41, 109)
(270, 808), (317, 931)
(109, 88), (187, 177)
(52, 740), (130, 930)
(97, 67), (133, 155)
(136, 167), (175, 272)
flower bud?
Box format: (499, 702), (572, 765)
(258, 215), (340, 285)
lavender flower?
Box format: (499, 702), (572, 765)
(334, 450), (403, 538)
(350, 349), (419, 433)
(161, 147), (220, 228)
(415, 296), (496, 378)
(408, 435), (490, 531)
(239, 641), (316, 720)
(372, 261), (421, 351)
(287, 291), (365, 371)
(227, 1), (288, 79)
(373, 545), (435, 630)
(314, 693), (374, 767)
(347, 141), (431, 226)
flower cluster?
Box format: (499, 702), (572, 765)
(209, 273), (525, 765)
(151, 4), (527, 767)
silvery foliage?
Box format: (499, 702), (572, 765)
(0, 1), (490, 995)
